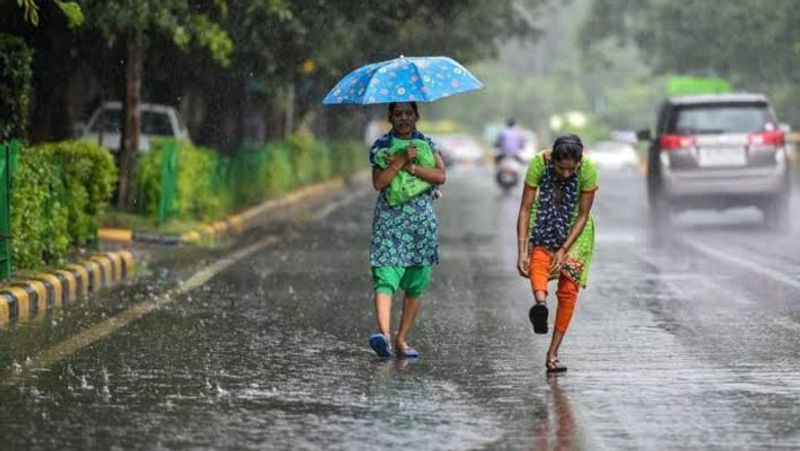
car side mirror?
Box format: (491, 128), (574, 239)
(636, 129), (652, 142)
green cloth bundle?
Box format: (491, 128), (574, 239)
(373, 138), (436, 206)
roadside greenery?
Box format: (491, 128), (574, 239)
(132, 136), (364, 228)
(11, 140), (116, 270)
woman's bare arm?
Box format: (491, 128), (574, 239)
(516, 184), (537, 277)
(409, 153), (447, 185)
(372, 153), (408, 191)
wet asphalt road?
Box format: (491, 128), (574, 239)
(1, 164), (799, 450)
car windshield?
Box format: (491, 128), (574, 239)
(89, 109), (122, 133)
(669, 103), (773, 134)
(90, 109), (174, 135)
(142, 112), (174, 135)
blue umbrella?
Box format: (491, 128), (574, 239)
(322, 55), (484, 105)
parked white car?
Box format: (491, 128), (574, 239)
(81, 101), (189, 152)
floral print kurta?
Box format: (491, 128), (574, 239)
(369, 130), (440, 267)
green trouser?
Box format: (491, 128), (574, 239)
(372, 266), (432, 298)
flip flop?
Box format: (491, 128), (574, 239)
(529, 303), (548, 334)
(396, 346), (420, 359)
(369, 333), (393, 358)
(546, 358), (567, 374)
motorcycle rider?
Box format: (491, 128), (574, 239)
(495, 118), (526, 164)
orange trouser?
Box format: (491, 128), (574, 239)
(529, 246), (579, 333)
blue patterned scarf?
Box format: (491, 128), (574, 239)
(532, 160), (579, 249)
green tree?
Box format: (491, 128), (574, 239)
(151, 0), (544, 149)
(0, 33), (33, 140)
(78, 0), (233, 209)
(14, 0), (83, 27)
(582, 0), (800, 123)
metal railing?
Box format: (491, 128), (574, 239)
(0, 140), (19, 279)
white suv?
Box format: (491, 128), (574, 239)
(639, 93), (791, 227)
(81, 101), (189, 152)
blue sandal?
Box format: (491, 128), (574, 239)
(369, 333), (393, 358)
(396, 346), (420, 359)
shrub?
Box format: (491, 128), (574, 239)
(228, 148), (269, 208)
(34, 140), (117, 245)
(287, 132), (317, 186)
(312, 142), (333, 182)
(8, 140), (115, 270)
(135, 136), (365, 225)
(138, 139), (230, 221)
(10, 146), (68, 269)
(329, 140), (366, 177)
(260, 143), (294, 198)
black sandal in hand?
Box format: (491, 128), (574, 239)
(529, 302), (548, 334)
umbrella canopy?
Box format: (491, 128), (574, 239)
(322, 56), (484, 105)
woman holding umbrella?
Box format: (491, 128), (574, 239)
(367, 101), (447, 359)
(322, 56), (484, 358)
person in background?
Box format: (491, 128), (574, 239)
(367, 101), (447, 359)
(495, 118), (527, 163)
(515, 134), (598, 373)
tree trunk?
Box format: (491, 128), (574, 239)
(117, 39), (144, 210)
(284, 82), (295, 139)
(265, 91), (285, 141)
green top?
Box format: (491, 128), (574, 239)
(373, 138), (436, 206)
(524, 152), (598, 287)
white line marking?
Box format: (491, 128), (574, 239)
(2, 187), (368, 385)
(312, 190), (363, 221)
(679, 237), (800, 290)
(774, 316), (800, 332)
(3, 235), (279, 386)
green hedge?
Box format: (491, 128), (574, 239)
(137, 136), (365, 224)
(11, 146), (68, 270)
(138, 139), (229, 221)
(11, 140), (117, 270)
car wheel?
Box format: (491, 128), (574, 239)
(647, 172), (671, 228)
(763, 194), (790, 229)
(650, 198), (672, 227)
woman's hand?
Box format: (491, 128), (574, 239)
(406, 144), (418, 161)
(402, 145), (419, 170)
(373, 152), (410, 190)
(517, 252), (530, 278)
(387, 152), (408, 168)
(549, 247), (566, 273)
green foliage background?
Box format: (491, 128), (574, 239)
(137, 137), (364, 224)
(11, 140), (117, 270)
(0, 33), (33, 141)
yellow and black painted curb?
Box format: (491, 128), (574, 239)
(0, 250), (135, 326)
(100, 175), (360, 246)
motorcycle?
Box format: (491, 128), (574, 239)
(495, 155), (523, 193)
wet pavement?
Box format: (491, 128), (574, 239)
(1, 165), (799, 450)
